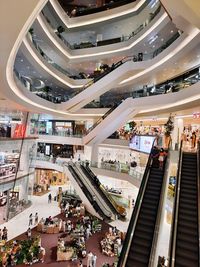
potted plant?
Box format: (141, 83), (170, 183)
(164, 115), (174, 148)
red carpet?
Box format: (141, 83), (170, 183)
(15, 214), (117, 267)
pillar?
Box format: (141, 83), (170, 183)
(171, 118), (183, 150)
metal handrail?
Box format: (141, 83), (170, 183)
(86, 104), (117, 134)
(168, 140), (183, 267)
(71, 162), (114, 219)
(117, 139), (156, 267)
(148, 142), (171, 267)
(197, 141), (200, 267)
(82, 163), (126, 217)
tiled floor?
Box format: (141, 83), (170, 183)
(0, 185), (68, 241)
(0, 173), (174, 265)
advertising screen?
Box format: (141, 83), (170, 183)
(129, 135), (140, 150)
(129, 135), (154, 153)
(139, 136), (155, 153)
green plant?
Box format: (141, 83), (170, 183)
(128, 120), (136, 131)
(164, 115), (174, 136)
(32, 245), (39, 258)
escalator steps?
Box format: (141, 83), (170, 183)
(175, 152), (198, 267)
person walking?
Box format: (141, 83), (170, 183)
(2, 227), (8, 241)
(27, 227), (31, 239)
(35, 212), (38, 225)
(87, 251), (93, 267)
(29, 213), (33, 226)
(92, 254), (97, 267)
(39, 246), (46, 263)
(48, 193), (52, 203)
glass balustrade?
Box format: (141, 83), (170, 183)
(58, 0), (136, 17)
(14, 31), (191, 110)
(42, 3), (161, 50)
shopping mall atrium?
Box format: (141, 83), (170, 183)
(0, 0), (200, 266)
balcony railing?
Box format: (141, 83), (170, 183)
(42, 3), (161, 50)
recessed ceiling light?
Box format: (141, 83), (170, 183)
(161, 38), (164, 42)
(20, 59), (23, 62)
(152, 45), (155, 48)
(27, 66), (30, 69)
(170, 30), (174, 33)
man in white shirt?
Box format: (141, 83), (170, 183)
(87, 251), (93, 267)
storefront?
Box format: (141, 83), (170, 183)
(37, 142), (74, 158)
(34, 168), (67, 195)
(30, 119), (75, 135)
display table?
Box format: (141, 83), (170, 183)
(37, 218), (62, 233)
(57, 247), (74, 261)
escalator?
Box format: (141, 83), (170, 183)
(80, 163), (126, 219)
(86, 104), (117, 134)
(169, 148), (199, 267)
(74, 163), (115, 219)
(118, 145), (168, 267)
(68, 164), (108, 220)
(68, 163), (113, 220)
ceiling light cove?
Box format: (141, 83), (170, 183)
(50, 0), (146, 28)
(38, 12), (168, 59)
(120, 28), (200, 84)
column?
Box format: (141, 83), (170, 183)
(91, 144), (99, 166)
(171, 118), (183, 150)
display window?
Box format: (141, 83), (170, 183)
(34, 169), (67, 196)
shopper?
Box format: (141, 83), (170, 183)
(35, 212), (39, 225)
(2, 227), (8, 241)
(92, 254), (97, 267)
(0, 229), (2, 240)
(27, 227), (31, 239)
(158, 148), (167, 170)
(87, 251), (93, 267)
(39, 246), (46, 263)
(191, 131), (197, 148)
(29, 213), (33, 226)
(79, 260), (83, 267)
(48, 193), (52, 203)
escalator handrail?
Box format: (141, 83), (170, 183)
(72, 163), (113, 218)
(86, 164), (126, 216)
(81, 164), (125, 217)
(66, 164), (106, 219)
(197, 141), (200, 267)
(86, 104), (117, 134)
(148, 142), (171, 267)
(168, 140), (183, 267)
(81, 164), (120, 216)
(117, 139), (156, 267)
(82, 55), (134, 90)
